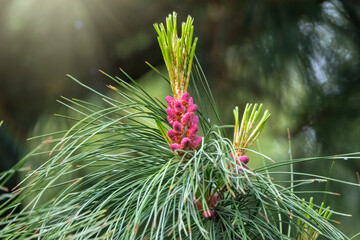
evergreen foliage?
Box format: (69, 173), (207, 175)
(0, 12), (359, 240)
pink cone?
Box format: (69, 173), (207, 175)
(165, 93), (202, 152)
(238, 156), (249, 164)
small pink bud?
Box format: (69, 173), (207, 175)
(236, 156), (249, 172)
(190, 136), (202, 149)
(166, 108), (177, 122)
(187, 125), (198, 138)
(172, 121), (183, 133)
(167, 130), (180, 142)
(196, 200), (203, 210)
(181, 137), (191, 149)
(165, 96), (175, 107)
(167, 116), (174, 125)
(180, 93), (190, 106)
(209, 194), (218, 208)
(189, 97), (193, 105)
(170, 143), (181, 151)
(174, 101), (184, 113)
(203, 210), (215, 218)
(181, 112), (193, 126)
(191, 115), (199, 126)
(238, 156), (249, 164)
(187, 104), (197, 113)
(237, 164), (249, 172)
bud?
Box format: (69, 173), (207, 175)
(166, 108), (177, 122)
(180, 93), (190, 106)
(203, 210), (215, 218)
(181, 137), (191, 149)
(189, 97), (193, 105)
(237, 164), (249, 172)
(190, 136), (202, 149)
(167, 130), (180, 143)
(181, 112), (193, 126)
(174, 101), (184, 113)
(187, 125), (198, 138)
(165, 96), (175, 107)
(167, 116), (174, 125)
(191, 115), (199, 126)
(170, 144), (181, 151)
(209, 194), (218, 208)
(238, 156), (249, 164)
(172, 121), (183, 133)
(230, 153), (250, 172)
(187, 104), (197, 113)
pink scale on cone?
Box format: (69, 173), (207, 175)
(187, 104), (197, 113)
(165, 96), (175, 107)
(172, 121), (183, 133)
(167, 116), (174, 125)
(187, 125), (198, 138)
(181, 137), (191, 149)
(174, 101), (184, 113)
(190, 136), (202, 149)
(166, 108), (177, 122)
(180, 93), (190, 106)
(189, 97), (193, 105)
(170, 144), (181, 151)
(167, 130), (180, 143)
(181, 112), (193, 126)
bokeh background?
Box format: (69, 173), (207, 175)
(1, 0), (359, 237)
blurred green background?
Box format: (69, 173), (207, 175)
(0, 0), (359, 237)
